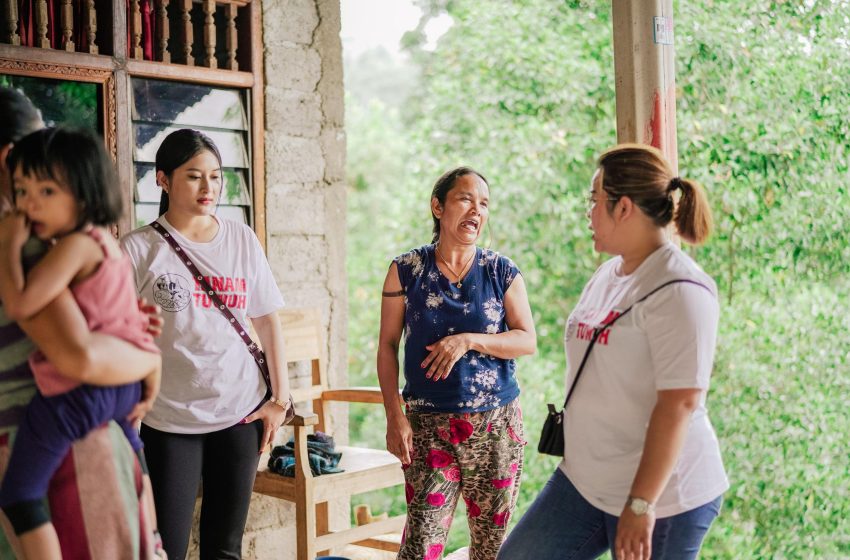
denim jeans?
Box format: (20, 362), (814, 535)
(497, 469), (722, 560)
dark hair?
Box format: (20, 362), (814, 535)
(0, 86), (42, 148)
(7, 127), (122, 228)
(155, 128), (223, 215)
(430, 166), (489, 243)
(596, 143), (713, 245)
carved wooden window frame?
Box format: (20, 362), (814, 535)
(0, 2), (266, 247)
(0, 56), (116, 163)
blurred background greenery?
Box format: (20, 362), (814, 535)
(0, 75), (99, 131)
(344, 1), (850, 557)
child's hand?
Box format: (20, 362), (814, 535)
(0, 212), (29, 251)
(138, 298), (164, 337)
(128, 362), (161, 426)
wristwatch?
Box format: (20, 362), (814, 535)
(626, 496), (655, 516)
(268, 395), (290, 410)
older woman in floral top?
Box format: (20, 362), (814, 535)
(377, 167), (537, 560)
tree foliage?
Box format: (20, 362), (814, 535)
(0, 75), (99, 131)
(346, 1), (850, 556)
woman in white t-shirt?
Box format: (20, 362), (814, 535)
(498, 144), (727, 560)
(121, 129), (291, 560)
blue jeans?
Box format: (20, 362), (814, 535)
(497, 469), (721, 560)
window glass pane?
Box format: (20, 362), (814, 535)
(221, 170), (250, 206)
(134, 203), (160, 229)
(130, 77), (253, 231)
(0, 75), (98, 131)
(216, 206), (247, 224)
(134, 203), (247, 227)
(132, 79), (247, 130)
(135, 164), (159, 203)
(134, 164), (249, 205)
(133, 124), (249, 168)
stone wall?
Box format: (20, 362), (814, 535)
(186, 0), (348, 558)
(251, 0), (348, 556)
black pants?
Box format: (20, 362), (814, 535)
(141, 421), (263, 560)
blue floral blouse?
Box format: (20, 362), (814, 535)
(394, 244), (521, 413)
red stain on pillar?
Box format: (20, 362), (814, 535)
(645, 89), (663, 149)
(642, 84), (678, 169)
(665, 82), (679, 171)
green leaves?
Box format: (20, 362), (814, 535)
(345, 1), (850, 555)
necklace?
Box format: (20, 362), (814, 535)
(436, 244), (476, 288)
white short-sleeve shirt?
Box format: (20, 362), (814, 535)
(560, 242), (728, 517)
(121, 216), (285, 434)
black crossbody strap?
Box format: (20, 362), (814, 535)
(149, 221), (267, 371)
(560, 278), (712, 409)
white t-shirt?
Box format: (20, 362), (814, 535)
(560, 242), (728, 518)
(121, 216), (285, 434)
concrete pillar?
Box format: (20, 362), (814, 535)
(612, 0), (678, 172)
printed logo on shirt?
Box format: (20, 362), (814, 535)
(573, 310), (621, 346)
(193, 276), (248, 310)
(153, 273), (193, 312)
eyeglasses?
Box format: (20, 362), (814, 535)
(586, 192), (620, 211)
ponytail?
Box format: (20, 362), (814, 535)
(598, 144), (714, 245)
(672, 178), (713, 245)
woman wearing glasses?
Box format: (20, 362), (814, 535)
(499, 144), (727, 560)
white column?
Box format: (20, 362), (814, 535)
(612, 0), (678, 172)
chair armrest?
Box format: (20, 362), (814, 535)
(322, 387), (387, 404)
(290, 412), (319, 426)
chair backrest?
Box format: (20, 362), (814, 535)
(279, 307), (330, 433)
(279, 308), (324, 363)
(254, 308), (406, 558)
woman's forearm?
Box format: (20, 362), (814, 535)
(628, 389), (702, 503)
(18, 291), (159, 385)
(378, 262), (406, 418)
(465, 329), (536, 360)
(466, 273), (537, 360)
(377, 343), (404, 418)
(0, 241), (27, 320)
(70, 334), (161, 385)
(252, 313), (290, 398)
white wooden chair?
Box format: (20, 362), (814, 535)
(253, 308), (405, 560)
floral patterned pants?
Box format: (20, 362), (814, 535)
(398, 399), (525, 560)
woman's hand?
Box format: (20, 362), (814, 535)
(386, 412), (413, 465)
(615, 506), (655, 560)
(0, 211), (29, 251)
(421, 333), (471, 381)
(242, 398), (291, 454)
(127, 362), (162, 427)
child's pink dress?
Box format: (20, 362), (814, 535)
(0, 228), (159, 535)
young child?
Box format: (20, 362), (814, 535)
(0, 127), (161, 558)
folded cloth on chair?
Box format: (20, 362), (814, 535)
(268, 431), (345, 477)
